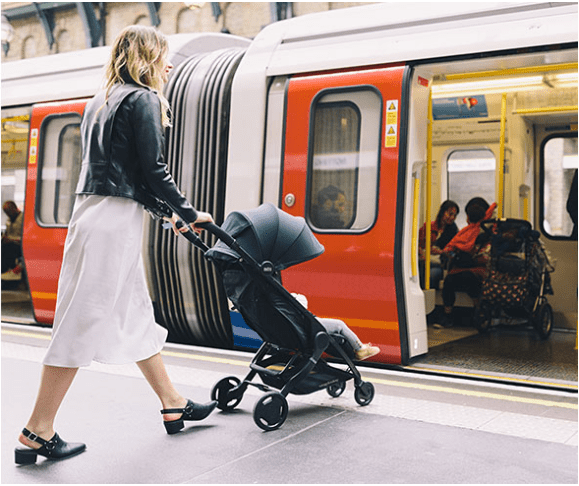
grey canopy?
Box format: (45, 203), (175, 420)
(205, 203), (324, 271)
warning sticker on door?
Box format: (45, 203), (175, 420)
(385, 100), (398, 148)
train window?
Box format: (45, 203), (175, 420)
(38, 114), (82, 226)
(307, 89), (381, 232)
(1, 108), (30, 231)
(447, 149), (496, 229)
(541, 135), (578, 239)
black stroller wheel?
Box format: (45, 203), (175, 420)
(354, 381), (375, 406)
(253, 392), (289, 431)
(327, 380), (346, 398)
(533, 303), (553, 340)
(474, 304), (492, 333)
(211, 376), (243, 411)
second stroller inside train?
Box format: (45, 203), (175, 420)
(180, 203), (375, 431)
(473, 218), (555, 339)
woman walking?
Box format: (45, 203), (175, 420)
(15, 25), (217, 465)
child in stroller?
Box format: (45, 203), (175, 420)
(290, 293), (380, 361)
(473, 218), (555, 338)
(177, 203), (378, 431)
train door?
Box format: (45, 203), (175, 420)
(22, 101), (85, 323)
(278, 65), (419, 364)
(535, 124), (578, 329)
(1, 107), (31, 294)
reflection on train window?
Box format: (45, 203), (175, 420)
(542, 136), (578, 239)
(1, 108), (31, 230)
(447, 149), (496, 229)
(38, 114), (81, 226)
(307, 89), (381, 231)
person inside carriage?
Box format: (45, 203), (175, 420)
(434, 197), (497, 329)
(418, 200), (460, 291)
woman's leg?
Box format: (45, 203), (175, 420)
(19, 365), (78, 449)
(136, 353), (186, 422)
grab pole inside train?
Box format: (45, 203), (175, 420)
(498, 92), (507, 219)
(424, 88), (433, 290)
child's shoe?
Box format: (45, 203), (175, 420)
(355, 344), (380, 361)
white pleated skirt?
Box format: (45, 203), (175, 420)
(43, 195), (168, 367)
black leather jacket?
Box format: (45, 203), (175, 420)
(76, 82), (198, 223)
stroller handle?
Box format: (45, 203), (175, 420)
(175, 220), (236, 253)
(195, 221), (236, 247)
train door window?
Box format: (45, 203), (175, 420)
(307, 88), (381, 232)
(1, 108), (30, 231)
(38, 114), (82, 226)
(541, 135), (578, 239)
(447, 149), (495, 229)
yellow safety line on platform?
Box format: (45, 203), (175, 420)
(369, 377), (578, 410)
(2, 329), (51, 340)
(3, 328), (577, 409)
(161, 350), (250, 367)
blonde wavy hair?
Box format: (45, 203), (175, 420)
(104, 25), (172, 127)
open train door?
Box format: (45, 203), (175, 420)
(535, 123), (578, 331)
(22, 101), (85, 324)
(279, 65), (426, 364)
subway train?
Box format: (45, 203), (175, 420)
(1, 2), (577, 369)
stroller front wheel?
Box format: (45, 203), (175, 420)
(354, 381), (375, 406)
(533, 302), (553, 340)
(253, 392), (289, 431)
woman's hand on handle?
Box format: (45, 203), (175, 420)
(190, 211), (214, 234)
(164, 211), (214, 236)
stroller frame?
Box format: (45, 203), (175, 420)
(176, 217), (375, 431)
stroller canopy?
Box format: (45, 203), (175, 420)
(206, 203), (324, 271)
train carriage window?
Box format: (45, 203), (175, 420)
(541, 135), (578, 239)
(447, 149), (496, 229)
(307, 89), (381, 232)
(38, 114), (82, 226)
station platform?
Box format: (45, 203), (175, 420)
(2, 322), (578, 484)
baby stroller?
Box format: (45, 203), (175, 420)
(473, 218), (555, 339)
(177, 203), (375, 431)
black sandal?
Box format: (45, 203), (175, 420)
(15, 428), (86, 465)
(161, 399), (217, 434)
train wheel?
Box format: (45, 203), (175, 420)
(327, 380), (346, 398)
(533, 303), (553, 340)
(211, 376), (243, 411)
(253, 392), (289, 431)
(354, 381), (374, 406)
(474, 304), (492, 333)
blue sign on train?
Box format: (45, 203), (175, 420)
(432, 95), (488, 120)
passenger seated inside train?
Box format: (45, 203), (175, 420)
(418, 200), (459, 290)
(1, 200), (24, 283)
(310, 184), (348, 229)
(291, 293), (380, 360)
(433, 197), (496, 329)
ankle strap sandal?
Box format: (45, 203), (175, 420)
(161, 399), (218, 434)
(14, 428), (86, 465)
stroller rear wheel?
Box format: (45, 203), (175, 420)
(253, 392), (289, 431)
(354, 381), (375, 406)
(474, 303), (492, 333)
(211, 376), (243, 411)
(533, 302), (553, 340)
(327, 380), (346, 398)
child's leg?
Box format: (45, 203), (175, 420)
(317, 318), (363, 351)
